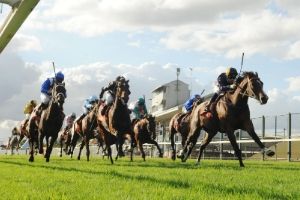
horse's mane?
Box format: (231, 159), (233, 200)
(235, 71), (258, 84)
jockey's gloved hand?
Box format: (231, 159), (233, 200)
(230, 84), (237, 90)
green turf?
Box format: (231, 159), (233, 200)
(0, 155), (299, 200)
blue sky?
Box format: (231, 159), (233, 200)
(0, 0), (300, 139)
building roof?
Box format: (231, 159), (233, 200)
(152, 80), (188, 93)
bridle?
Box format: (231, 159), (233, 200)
(237, 76), (261, 100)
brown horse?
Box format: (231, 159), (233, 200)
(97, 78), (134, 164)
(169, 112), (191, 160)
(58, 127), (72, 157)
(5, 129), (19, 155)
(169, 98), (203, 160)
(181, 71), (274, 167)
(77, 106), (103, 161)
(28, 83), (66, 162)
(133, 115), (163, 161)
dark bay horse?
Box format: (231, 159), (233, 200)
(58, 128), (72, 157)
(133, 115), (163, 161)
(97, 79), (134, 164)
(181, 72), (274, 167)
(28, 83), (66, 162)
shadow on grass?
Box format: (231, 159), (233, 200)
(0, 159), (190, 189)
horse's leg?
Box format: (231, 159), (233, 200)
(169, 125), (177, 160)
(59, 138), (63, 157)
(44, 136), (49, 159)
(130, 132), (135, 162)
(138, 141), (146, 161)
(149, 140), (163, 157)
(17, 134), (24, 150)
(38, 131), (44, 154)
(243, 120), (275, 157)
(196, 131), (216, 166)
(181, 126), (201, 162)
(85, 135), (90, 162)
(69, 132), (79, 158)
(108, 145), (113, 164)
(227, 131), (244, 167)
(77, 140), (85, 160)
(45, 136), (56, 162)
(28, 137), (34, 162)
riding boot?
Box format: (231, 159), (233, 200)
(204, 93), (218, 112)
(101, 105), (108, 115)
(36, 103), (47, 116)
(75, 113), (86, 123)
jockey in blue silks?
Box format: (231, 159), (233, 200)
(37, 71), (66, 114)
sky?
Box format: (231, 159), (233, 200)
(0, 0), (300, 140)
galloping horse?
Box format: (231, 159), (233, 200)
(28, 83), (66, 162)
(58, 128), (72, 157)
(132, 115), (163, 161)
(169, 112), (191, 160)
(77, 106), (105, 161)
(5, 129), (19, 155)
(181, 72), (274, 167)
(97, 78), (134, 164)
(169, 98), (203, 160)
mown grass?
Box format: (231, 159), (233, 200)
(0, 155), (299, 200)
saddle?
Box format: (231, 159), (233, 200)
(201, 92), (225, 118)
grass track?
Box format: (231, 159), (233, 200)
(0, 155), (299, 200)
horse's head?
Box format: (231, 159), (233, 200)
(52, 83), (66, 107)
(145, 114), (156, 136)
(238, 72), (268, 105)
(115, 79), (131, 104)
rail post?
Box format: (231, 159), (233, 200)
(288, 113), (291, 162)
(262, 116), (265, 161)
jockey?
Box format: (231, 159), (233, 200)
(37, 71), (66, 114)
(23, 100), (37, 119)
(76, 95), (98, 122)
(204, 67), (238, 112)
(99, 75), (126, 115)
(63, 112), (76, 131)
(184, 94), (202, 113)
(132, 97), (148, 120)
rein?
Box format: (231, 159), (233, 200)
(237, 77), (259, 99)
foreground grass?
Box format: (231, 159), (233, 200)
(0, 155), (299, 200)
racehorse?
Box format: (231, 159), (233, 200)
(28, 83), (66, 162)
(132, 115), (163, 161)
(169, 98), (203, 160)
(58, 128), (72, 157)
(5, 129), (19, 155)
(181, 71), (274, 167)
(68, 110), (106, 160)
(169, 112), (191, 160)
(97, 78), (134, 164)
(77, 106), (105, 161)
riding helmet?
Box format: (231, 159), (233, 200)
(225, 67), (238, 79)
(55, 71), (64, 82)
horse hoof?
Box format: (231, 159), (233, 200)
(46, 158), (49, 162)
(77, 157), (80, 160)
(39, 150), (44, 155)
(29, 157), (34, 162)
(60, 154), (62, 157)
(266, 150), (275, 157)
(159, 154), (163, 158)
(195, 162), (200, 166)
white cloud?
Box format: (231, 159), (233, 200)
(292, 96), (300, 101)
(267, 88), (280, 102)
(19, 0), (300, 59)
(286, 76), (300, 92)
(127, 40), (141, 48)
